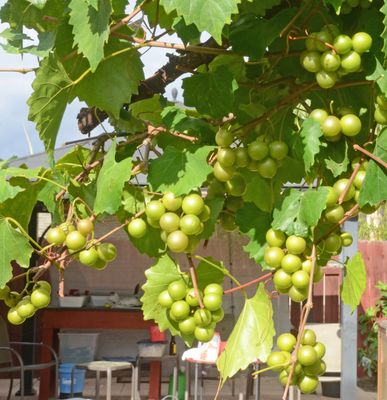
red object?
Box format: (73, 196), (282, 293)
(149, 325), (166, 342)
(38, 308), (161, 400)
(219, 341), (227, 354)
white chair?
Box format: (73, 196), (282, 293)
(0, 316), (59, 400)
(72, 360), (139, 400)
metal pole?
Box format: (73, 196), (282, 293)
(340, 218), (358, 400)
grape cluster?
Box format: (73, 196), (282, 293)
(340, 0), (372, 14)
(212, 127), (289, 184)
(374, 94), (387, 125)
(158, 280), (224, 342)
(264, 230), (322, 302)
(128, 192), (210, 254)
(301, 25), (372, 88)
(0, 281), (51, 325)
(267, 329), (326, 393)
(309, 107), (362, 141)
(46, 219), (117, 270)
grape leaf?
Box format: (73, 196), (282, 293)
(217, 284), (275, 382)
(93, 143), (133, 215)
(196, 257), (226, 291)
(322, 140), (350, 178)
(148, 145), (214, 195)
(299, 118), (323, 173)
(0, 216), (34, 287)
(0, 167), (42, 202)
(366, 56), (387, 95)
(183, 67), (238, 119)
(27, 54), (72, 157)
(27, 0), (47, 9)
(160, 0), (241, 44)
(381, 1), (387, 58)
(272, 187), (329, 237)
(243, 171), (273, 212)
(240, 0), (282, 16)
(229, 8), (295, 58)
(341, 252), (366, 313)
(235, 203), (271, 267)
(69, 0), (112, 71)
(141, 254), (194, 344)
(358, 130), (387, 207)
(72, 44), (144, 119)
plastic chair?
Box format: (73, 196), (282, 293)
(0, 316), (59, 400)
(73, 360), (139, 400)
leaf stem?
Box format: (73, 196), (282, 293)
(187, 255), (205, 309)
(5, 217), (43, 251)
(252, 362), (290, 377)
(194, 255), (247, 299)
(223, 272), (273, 294)
(353, 144), (387, 169)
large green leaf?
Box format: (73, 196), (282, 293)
(195, 256), (226, 291)
(93, 143), (133, 215)
(381, 1), (387, 58)
(358, 130), (387, 207)
(299, 118), (323, 173)
(27, 54), (73, 157)
(69, 0), (112, 71)
(341, 252), (366, 313)
(141, 254), (194, 344)
(0, 217), (34, 287)
(229, 8), (295, 58)
(235, 203), (271, 267)
(183, 67), (238, 119)
(0, 167), (42, 203)
(72, 44), (144, 119)
(217, 284), (275, 382)
(321, 140), (350, 178)
(272, 187), (329, 237)
(148, 145), (214, 195)
(243, 171), (273, 212)
(160, 0), (241, 43)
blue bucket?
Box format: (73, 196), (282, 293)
(59, 363), (86, 396)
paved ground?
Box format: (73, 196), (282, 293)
(0, 375), (377, 399)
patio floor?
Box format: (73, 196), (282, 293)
(0, 375), (377, 399)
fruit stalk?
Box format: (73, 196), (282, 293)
(187, 255), (205, 309)
(338, 158), (364, 204)
(353, 144), (387, 169)
(282, 244), (317, 400)
(223, 272), (273, 294)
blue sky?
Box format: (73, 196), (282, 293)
(0, 0), (182, 161)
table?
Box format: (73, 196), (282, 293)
(39, 308), (160, 400)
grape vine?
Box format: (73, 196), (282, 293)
(0, 0), (386, 397)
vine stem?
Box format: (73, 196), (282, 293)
(194, 255), (247, 299)
(187, 255), (205, 309)
(338, 158), (364, 205)
(110, 0), (149, 33)
(282, 244), (317, 400)
(0, 68), (35, 74)
(353, 144), (387, 169)
(223, 272), (273, 294)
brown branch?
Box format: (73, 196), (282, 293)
(0, 68), (35, 74)
(223, 272), (273, 294)
(338, 158), (364, 205)
(110, 1), (148, 33)
(282, 244), (317, 400)
(353, 144), (387, 169)
(77, 37), (221, 134)
(187, 255), (205, 309)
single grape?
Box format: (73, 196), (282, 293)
(341, 51), (362, 73)
(213, 161), (235, 182)
(160, 212), (181, 233)
(320, 51), (341, 72)
(300, 51), (321, 73)
(315, 70), (337, 89)
(310, 109), (328, 124)
(257, 158), (278, 179)
(340, 114), (361, 136)
(321, 116), (342, 137)
(266, 228), (286, 247)
(333, 34), (352, 55)
(217, 147), (236, 167)
(351, 32), (372, 53)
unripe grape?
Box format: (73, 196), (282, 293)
(333, 34), (352, 54)
(159, 213), (180, 233)
(352, 32), (372, 53)
(215, 128), (234, 147)
(234, 147), (250, 168)
(217, 148), (236, 167)
(145, 200), (166, 220)
(341, 51), (362, 73)
(266, 228), (286, 247)
(316, 70), (337, 89)
(310, 109), (328, 124)
(213, 162), (235, 182)
(300, 51), (321, 73)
